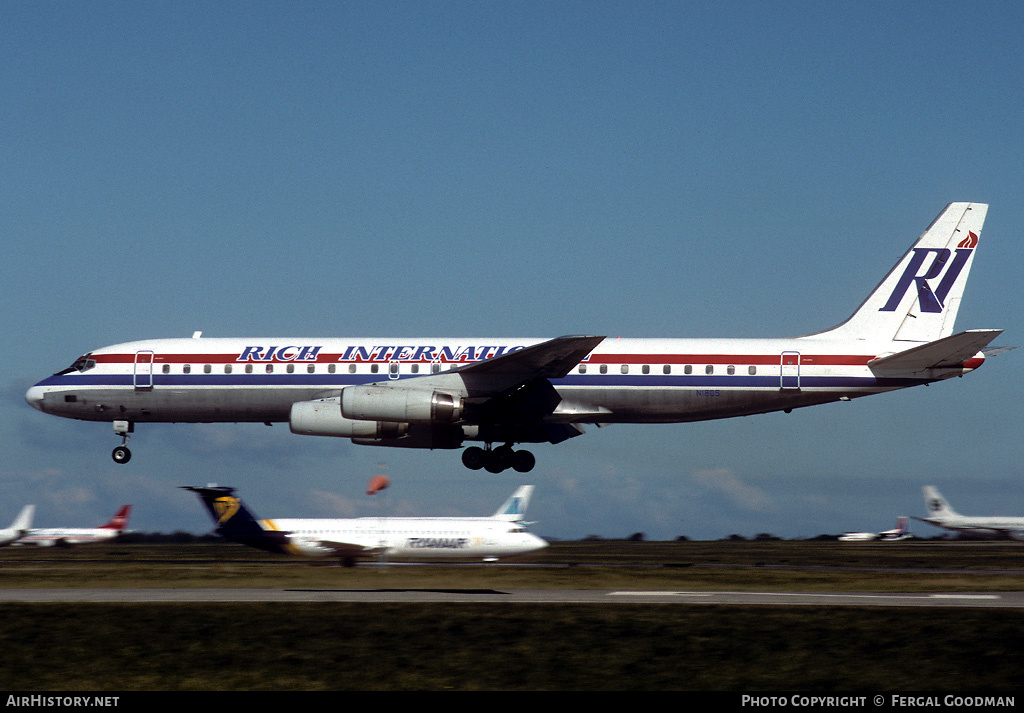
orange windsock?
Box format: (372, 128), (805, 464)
(366, 474), (390, 495)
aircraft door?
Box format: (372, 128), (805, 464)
(134, 351), (154, 390)
(780, 351), (800, 390)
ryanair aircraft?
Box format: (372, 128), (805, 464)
(27, 203), (1002, 473)
(183, 485), (546, 565)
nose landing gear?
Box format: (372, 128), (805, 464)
(112, 420), (133, 464)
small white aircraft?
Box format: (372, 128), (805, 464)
(838, 516), (911, 542)
(183, 485), (547, 566)
(912, 486), (1024, 540)
(15, 505), (131, 547)
(27, 203), (1004, 473)
(0, 506), (35, 547)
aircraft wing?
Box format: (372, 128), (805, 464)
(343, 335), (606, 443)
(868, 329), (1003, 373)
(449, 335), (605, 439)
(311, 539), (385, 557)
(451, 335), (606, 384)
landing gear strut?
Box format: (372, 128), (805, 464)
(112, 420), (133, 464)
(462, 444), (535, 473)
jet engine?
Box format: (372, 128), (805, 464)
(289, 398), (407, 439)
(340, 386), (463, 423)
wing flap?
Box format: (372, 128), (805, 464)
(316, 539), (383, 557)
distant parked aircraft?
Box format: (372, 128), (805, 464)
(912, 486), (1024, 539)
(839, 516), (910, 542)
(15, 505), (131, 547)
(0, 506), (34, 546)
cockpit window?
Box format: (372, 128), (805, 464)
(55, 355), (96, 375)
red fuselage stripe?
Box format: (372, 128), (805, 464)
(92, 352), (877, 366)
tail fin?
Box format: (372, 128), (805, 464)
(181, 486), (288, 553)
(181, 486), (262, 532)
(492, 485), (534, 521)
(818, 203), (988, 343)
(879, 515), (911, 540)
(9, 505), (34, 533)
(99, 505), (131, 531)
(923, 486), (958, 520)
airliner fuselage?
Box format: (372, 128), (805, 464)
(26, 335), (982, 423)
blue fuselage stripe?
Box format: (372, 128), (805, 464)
(36, 373), (928, 390)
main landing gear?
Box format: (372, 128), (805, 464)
(461, 444), (536, 474)
(112, 420), (133, 464)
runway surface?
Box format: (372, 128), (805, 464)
(2, 587), (1023, 607)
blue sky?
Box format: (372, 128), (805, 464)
(2, 1), (1023, 540)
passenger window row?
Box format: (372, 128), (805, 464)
(156, 361), (763, 377)
(157, 362), (450, 375)
(576, 364), (758, 375)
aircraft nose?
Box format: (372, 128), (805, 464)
(25, 385), (45, 411)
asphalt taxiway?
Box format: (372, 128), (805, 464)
(2, 588), (1023, 607)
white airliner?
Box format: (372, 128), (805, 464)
(0, 506), (35, 547)
(182, 485), (546, 565)
(14, 505), (131, 547)
(912, 486), (1024, 540)
(26, 203), (1003, 472)
(838, 516), (911, 542)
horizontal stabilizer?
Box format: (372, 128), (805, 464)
(868, 330), (1003, 373)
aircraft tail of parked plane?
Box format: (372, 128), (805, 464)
(27, 203), (1006, 473)
(922, 486), (959, 519)
(182, 485), (545, 565)
(0, 505), (35, 547)
(883, 516), (911, 541)
(913, 486), (1024, 540)
(491, 485), (534, 521)
(15, 505), (131, 547)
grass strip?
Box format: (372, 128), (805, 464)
(0, 603), (1022, 691)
